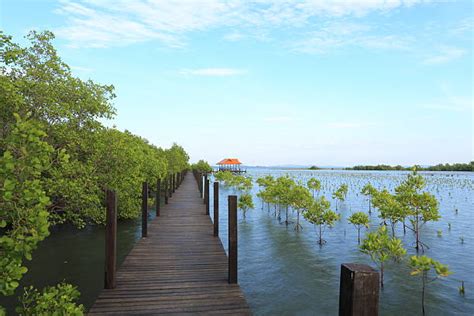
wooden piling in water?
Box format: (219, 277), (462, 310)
(168, 175), (173, 198)
(203, 174), (208, 203)
(164, 176), (169, 204)
(105, 189), (117, 289)
(213, 182), (219, 237)
(205, 178), (210, 215)
(142, 182), (148, 238)
(339, 263), (379, 316)
(228, 195), (237, 284)
(156, 179), (161, 217)
(172, 173), (176, 193)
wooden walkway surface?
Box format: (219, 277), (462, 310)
(89, 173), (250, 315)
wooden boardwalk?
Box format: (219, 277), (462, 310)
(89, 174), (250, 315)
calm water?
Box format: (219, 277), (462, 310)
(1, 170), (473, 315)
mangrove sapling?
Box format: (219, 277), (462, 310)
(348, 212), (370, 244)
(360, 226), (406, 288)
(409, 255), (451, 316)
(303, 196), (340, 246)
(361, 183), (377, 214)
(307, 178), (321, 197)
(238, 193), (254, 219)
(372, 189), (405, 237)
(289, 184), (313, 231)
(395, 170), (440, 252)
(274, 176), (296, 225)
(332, 184), (348, 210)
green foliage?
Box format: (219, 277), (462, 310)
(0, 114), (52, 296)
(348, 212), (370, 243)
(361, 183), (377, 213)
(215, 171), (253, 192)
(238, 193), (254, 219)
(16, 283), (84, 315)
(304, 197), (340, 245)
(191, 160), (213, 173)
(165, 143), (189, 174)
(395, 170), (440, 251)
(307, 178), (321, 197)
(409, 255), (451, 315)
(360, 226), (406, 287)
(348, 162), (473, 172)
(372, 189), (405, 237)
(332, 184), (348, 209)
(289, 184), (313, 231)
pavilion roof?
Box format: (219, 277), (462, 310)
(216, 158), (242, 165)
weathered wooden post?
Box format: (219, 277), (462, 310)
(172, 173), (176, 193)
(105, 189), (117, 289)
(205, 178), (210, 215)
(228, 195), (237, 284)
(169, 175), (173, 198)
(203, 174), (208, 203)
(156, 179), (161, 216)
(339, 263), (379, 316)
(142, 182), (148, 238)
(198, 172), (202, 196)
(164, 176), (169, 204)
(213, 182), (219, 237)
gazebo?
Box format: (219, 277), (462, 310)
(216, 158), (245, 173)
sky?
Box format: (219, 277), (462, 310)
(1, 0), (473, 166)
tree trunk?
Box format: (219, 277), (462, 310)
(357, 227), (361, 244)
(415, 216), (420, 252)
(380, 263), (384, 289)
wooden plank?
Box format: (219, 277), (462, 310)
(89, 173), (250, 315)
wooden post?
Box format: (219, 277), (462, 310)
(156, 179), (161, 216)
(228, 195), (237, 284)
(172, 173), (176, 193)
(169, 175), (173, 198)
(203, 174), (208, 203)
(164, 176), (169, 204)
(213, 182), (219, 237)
(339, 263), (379, 316)
(105, 189), (117, 289)
(205, 179), (210, 215)
(142, 182), (148, 238)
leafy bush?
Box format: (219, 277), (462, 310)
(16, 283), (84, 316)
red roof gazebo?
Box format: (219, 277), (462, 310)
(216, 158), (245, 173)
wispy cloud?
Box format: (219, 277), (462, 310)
(263, 116), (297, 123)
(291, 21), (413, 53)
(179, 68), (247, 77)
(70, 65), (93, 73)
(326, 121), (377, 129)
(54, 0), (426, 48)
(422, 97), (472, 112)
(423, 46), (467, 65)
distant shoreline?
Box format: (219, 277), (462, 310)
(248, 162), (473, 172)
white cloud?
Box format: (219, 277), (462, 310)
(54, 0), (426, 48)
(179, 68), (247, 76)
(423, 46), (467, 65)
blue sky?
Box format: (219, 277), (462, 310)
(1, 0), (472, 166)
